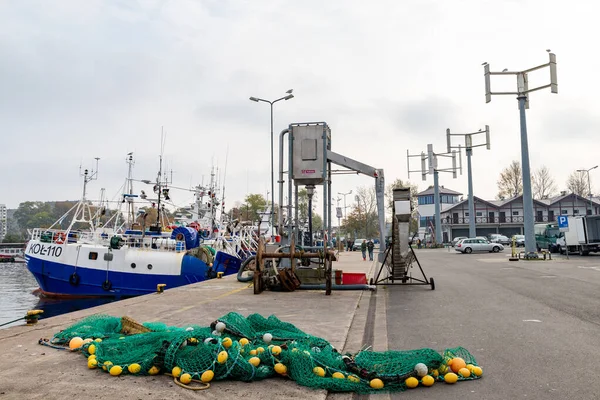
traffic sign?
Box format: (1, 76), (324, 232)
(557, 216), (569, 232)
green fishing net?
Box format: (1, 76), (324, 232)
(45, 312), (483, 393)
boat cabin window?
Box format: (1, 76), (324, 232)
(89, 252), (98, 260)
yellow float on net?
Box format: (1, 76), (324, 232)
(274, 363), (287, 375)
(369, 378), (384, 389)
(332, 372), (345, 379)
(217, 351), (229, 364)
(128, 363), (141, 374)
(201, 370), (215, 383)
(271, 345), (282, 356)
(405, 377), (419, 388)
(69, 337), (84, 350)
(180, 373), (192, 384)
(109, 365), (123, 376)
(239, 338), (249, 346)
(172, 366), (182, 377)
(313, 367), (325, 377)
(248, 357), (260, 367)
(148, 366), (160, 375)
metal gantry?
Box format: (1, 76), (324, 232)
(484, 51), (558, 256)
(447, 126), (490, 238)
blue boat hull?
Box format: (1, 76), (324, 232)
(26, 252), (242, 298)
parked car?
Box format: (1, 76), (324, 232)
(451, 236), (468, 247)
(352, 239), (367, 251)
(512, 235), (525, 247)
(455, 238), (504, 253)
(489, 234), (511, 245)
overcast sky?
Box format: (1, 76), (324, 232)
(1, 0), (598, 214)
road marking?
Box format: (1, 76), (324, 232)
(577, 266), (600, 271)
(523, 319), (542, 323)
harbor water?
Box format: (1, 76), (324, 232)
(0, 262), (114, 329)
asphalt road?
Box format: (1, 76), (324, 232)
(385, 248), (600, 400)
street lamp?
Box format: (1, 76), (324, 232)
(249, 89), (294, 238)
(484, 51), (558, 256)
(338, 190), (352, 219)
(577, 165), (598, 215)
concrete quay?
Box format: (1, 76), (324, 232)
(0, 250), (386, 400)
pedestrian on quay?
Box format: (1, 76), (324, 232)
(367, 239), (374, 261)
(360, 239), (367, 261)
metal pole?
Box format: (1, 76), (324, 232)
(270, 102), (274, 240)
(518, 93), (536, 254)
(588, 171), (592, 215)
(433, 170), (442, 244)
(466, 147), (476, 237)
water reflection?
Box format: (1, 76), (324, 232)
(0, 262), (113, 329)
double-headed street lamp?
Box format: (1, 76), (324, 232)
(577, 165), (598, 215)
(338, 190), (353, 219)
(249, 90), (294, 238)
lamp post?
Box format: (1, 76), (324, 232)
(338, 190), (352, 219)
(484, 51), (558, 256)
(577, 165), (598, 215)
(249, 90), (294, 239)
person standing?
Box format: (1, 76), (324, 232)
(360, 239), (367, 261)
(367, 239), (374, 261)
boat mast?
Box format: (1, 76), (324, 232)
(126, 152), (135, 227)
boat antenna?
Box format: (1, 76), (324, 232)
(156, 127), (166, 229)
(220, 145), (229, 229)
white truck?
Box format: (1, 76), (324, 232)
(555, 216), (600, 256)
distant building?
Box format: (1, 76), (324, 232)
(415, 188), (600, 242)
(0, 204), (6, 241)
(415, 186), (462, 240)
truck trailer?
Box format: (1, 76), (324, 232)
(556, 215), (600, 256)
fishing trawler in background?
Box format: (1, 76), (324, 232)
(24, 150), (252, 298)
(0, 244), (26, 263)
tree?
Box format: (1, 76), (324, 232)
(566, 171), (590, 197)
(242, 194), (268, 224)
(343, 186), (379, 238)
(532, 166), (557, 200)
(497, 161), (522, 200)
(2, 233), (23, 243)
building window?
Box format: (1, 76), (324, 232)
(476, 212), (483, 217)
(574, 209), (579, 214)
(465, 212), (469, 217)
(418, 195), (434, 205)
(561, 210), (568, 215)
(512, 211), (519, 216)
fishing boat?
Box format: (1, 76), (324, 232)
(0, 244), (26, 263)
(24, 153), (243, 298)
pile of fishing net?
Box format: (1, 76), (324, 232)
(43, 312), (483, 393)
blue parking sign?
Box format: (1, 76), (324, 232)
(557, 216), (569, 231)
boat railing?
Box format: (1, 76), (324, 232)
(121, 235), (186, 253)
(30, 228), (100, 245)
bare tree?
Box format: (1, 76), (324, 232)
(566, 171), (590, 197)
(497, 160), (522, 200)
(532, 166), (557, 200)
